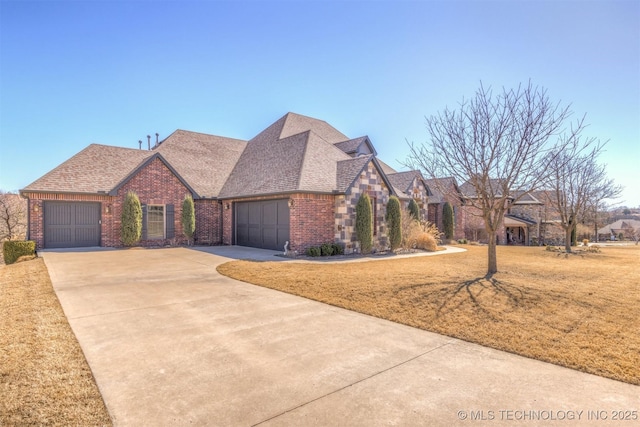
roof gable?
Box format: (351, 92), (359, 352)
(22, 144), (152, 194)
(333, 136), (377, 156)
(154, 129), (246, 198)
(279, 112), (349, 143)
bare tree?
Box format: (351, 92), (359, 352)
(0, 191), (27, 241)
(622, 223), (640, 245)
(582, 177), (623, 242)
(546, 141), (622, 252)
(406, 82), (583, 274)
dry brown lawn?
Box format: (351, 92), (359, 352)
(0, 258), (112, 426)
(218, 245), (640, 385)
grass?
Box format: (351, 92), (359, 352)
(218, 245), (640, 385)
(0, 258), (112, 426)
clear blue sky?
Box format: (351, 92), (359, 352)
(1, 0), (639, 207)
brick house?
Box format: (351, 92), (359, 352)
(423, 177), (466, 240)
(21, 113), (427, 253)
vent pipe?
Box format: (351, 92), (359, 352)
(155, 133), (159, 147)
(138, 140), (142, 150)
(147, 135), (151, 150)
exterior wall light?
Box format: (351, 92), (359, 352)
(288, 198), (294, 208)
(33, 204), (39, 212)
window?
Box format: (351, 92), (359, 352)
(147, 205), (165, 239)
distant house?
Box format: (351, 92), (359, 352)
(597, 219), (640, 241)
(21, 113), (427, 253)
(423, 177), (465, 240)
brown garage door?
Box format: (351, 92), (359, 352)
(44, 202), (101, 248)
(235, 199), (289, 250)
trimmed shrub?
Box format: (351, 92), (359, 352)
(582, 239), (589, 247)
(121, 191), (142, 247)
(457, 238), (468, 244)
(442, 201), (454, 240)
(306, 246), (321, 257)
(320, 243), (334, 256)
(3, 240), (36, 265)
(181, 194), (196, 245)
(355, 193), (373, 254)
(385, 196), (402, 251)
(331, 243), (344, 255)
(415, 233), (437, 252)
(408, 199), (420, 221)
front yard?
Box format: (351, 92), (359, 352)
(218, 245), (640, 385)
(0, 259), (112, 426)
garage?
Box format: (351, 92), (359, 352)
(44, 202), (101, 248)
(235, 199), (289, 250)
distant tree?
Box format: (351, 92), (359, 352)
(442, 202), (454, 240)
(355, 193), (373, 254)
(406, 81), (583, 274)
(408, 199), (420, 220)
(546, 139), (622, 252)
(0, 191), (27, 241)
(121, 191), (142, 246)
(385, 196), (402, 251)
(623, 208), (631, 215)
(181, 195), (195, 245)
(622, 223), (640, 245)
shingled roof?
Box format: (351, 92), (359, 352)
(154, 130), (246, 198)
(386, 170), (425, 195)
(22, 144), (153, 194)
(219, 113), (353, 198)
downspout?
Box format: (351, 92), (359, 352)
(26, 196), (31, 241)
(218, 200), (224, 245)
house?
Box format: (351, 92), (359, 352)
(597, 219), (640, 241)
(423, 177), (465, 240)
(456, 181), (564, 246)
(21, 113), (427, 253)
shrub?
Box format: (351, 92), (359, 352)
(320, 243), (334, 256)
(408, 199), (420, 221)
(582, 239), (589, 247)
(3, 240), (36, 265)
(306, 246), (321, 257)
(385, 196), (402, 251)
(457, 238), (468, 244)
(181, 194), (195, 245)
(331, 243), (344, 255)
(414, 233), (437, 251)
(121, 191), (142, 246)
(355, 193), (373, 254)
(442, 202), (454, 240)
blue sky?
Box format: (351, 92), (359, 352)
(1, 0), (639, 207)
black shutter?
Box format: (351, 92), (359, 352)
(166, 204), (175, 239)
(141, 204), (148, 240)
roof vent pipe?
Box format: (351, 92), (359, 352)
(147, 135), (151, 150)
(156, 133), (159, 147)
(138, 140), (142, 150)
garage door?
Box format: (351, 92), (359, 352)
(44, 202), (101, 248)
(235, 199), (289, 250)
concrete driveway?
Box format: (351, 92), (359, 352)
(42, 247), (639, 426)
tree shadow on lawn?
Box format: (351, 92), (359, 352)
(396, 274), (537, 321)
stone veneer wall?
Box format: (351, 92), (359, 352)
(335, 161), (391, 253)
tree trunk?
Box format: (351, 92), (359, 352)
(564, 227), (573, 253)
(487, 231), (498, 275)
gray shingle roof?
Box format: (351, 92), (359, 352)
(154, 130), (246, 198)
(386, 170), (424, 195)
(334, 137), (367, 154)
(424, 177), (459, 204)
(376, 159), (397, 175)
(219, 113), (353, 198)
(336, 155), (373, 192)
(22, 144), (153, 194)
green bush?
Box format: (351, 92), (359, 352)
(443, 202), (454, 240)
(3, 240), (36, 265)
(121, 191), (142, 246)
(457, 238), (468, 244)
(355, 193), (373, 254)
(385, 196), (402, 251)
(331, 243), (344, 255)
(181, 194), (196, 244)
(408, 199), (420, 221)
(306, 246), (321, 257)
(320, 243), (334, 256)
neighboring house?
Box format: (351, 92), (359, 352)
(597, 219), (640, 241)
(456, 182), (564, 246)
(21, 113), (426, 253)
(423, 177), (465, 240)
